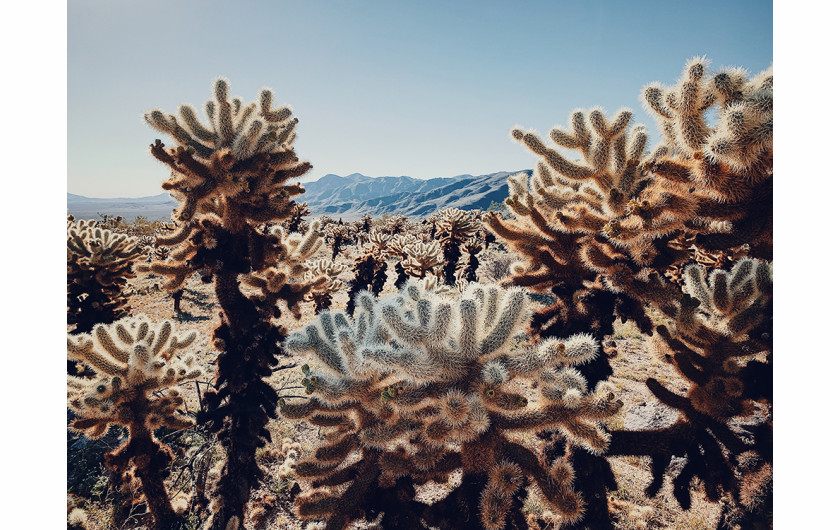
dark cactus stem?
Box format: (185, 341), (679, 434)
(394, 261), (409, 290)
(371, 260), (388, 296)
(313, 292), (333, 313)
(442, 237), (460, 286)
(567, 449), (617, 530)
(172, 288), (184, 313)
(200, 269), (283, 530)
(346, 256), (375, 315)
(463, 249), (480, 283)
(104, 407), (181, 529)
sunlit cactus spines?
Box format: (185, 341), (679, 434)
(67, 217), (146, 335)
(641, 58), (773, 257)
(280, 280), (621, 528)
(240, 220), (328, 319)
(488, 57), (772, 528)
(304, 258), (348, 312)
(142, 78), (322, 529)
(67, 316), (202, 529)
(436, 208), (481, 285)
(386, 233), (421, 289)
(402, 239), (444, 280)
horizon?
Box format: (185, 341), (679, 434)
(68, 0), (772, 198)
(67, 169), (534, 199)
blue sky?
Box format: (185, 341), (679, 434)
(68, 0), (772, 197)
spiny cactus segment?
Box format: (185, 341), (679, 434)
(281, 280), (621, 528)
(67, 316), (202, 528)
(488, 58), (772, 527)
(67, 217), (146, 335)
(142, 78), (328, 529)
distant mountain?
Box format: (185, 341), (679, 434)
(300, 171), (527, 220)
(67, 170), (528, 222)
(66, 193), (177, 221)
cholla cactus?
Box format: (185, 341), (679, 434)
(641, 58), (773, 257)
(402, 240), (444, 280)
(304, 258), (348, 313)
(436, 208), (480, 285)
(367, 228), (391, 251)
(140, 78), (327, 529)
(460, 236), (484, 283)
(488, 58), (773, 527)
(609, 258), (772, 521)
(345, 242), (388, 316)
(323, 223), (355, 260)
(382, 213), (410, 235)
(240, 221), (327, 320)
(67, 316), (202, 529)
(286, 202), (310, 233)
(281, 281), (621, 528)
(67, 218), (145, 335)
(386, 234), (421, 289)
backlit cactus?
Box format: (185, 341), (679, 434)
(140, 77), (327, 529)
(488, 58), (773, 527)
(280, 280), (621, 528)
(304, 258), (348, 313)
(402, 239), (444, 280)
(436, 208), (481, 285)
(67, 217), (145, 335)
(67, 316), (202, 528)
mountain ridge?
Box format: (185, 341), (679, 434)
(67, 170), (527, 221)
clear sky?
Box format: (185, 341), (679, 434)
(68, 0), (772, 198)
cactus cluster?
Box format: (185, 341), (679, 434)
(486, 58), (773, 527)
(67, 316), (203, 528)
(436, 208), (481, 285)
(280, 280), (621, 528)
(305, 258), (348, 313)
(67, 217), (145, 335)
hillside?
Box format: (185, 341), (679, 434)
(67, 171), (525, 221)
(66, 192), (177, 221)
(299, 170), (525, 220)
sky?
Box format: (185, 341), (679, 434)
(67, 0), (773, 197)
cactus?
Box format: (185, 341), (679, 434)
(281, 280), (621, 528)
(305, 258), (348, 313)
(139, 77), (327, 529)
(436, 208), (480, 285)
(324, 223), (355, 260)
(488, 58), (772, 527)
(640, 58), (773, 259)
(461, 235), (484, 283)
(67, 217), (145, 336)
(67, 316), (202, 529)
(386, 234), (421, 289)
(345, 242), (389, 316)
(285, 201), (310, 233)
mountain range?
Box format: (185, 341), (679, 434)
(67, 170), (527, 222)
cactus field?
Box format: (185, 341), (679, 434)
(67, 60), (772, 530)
